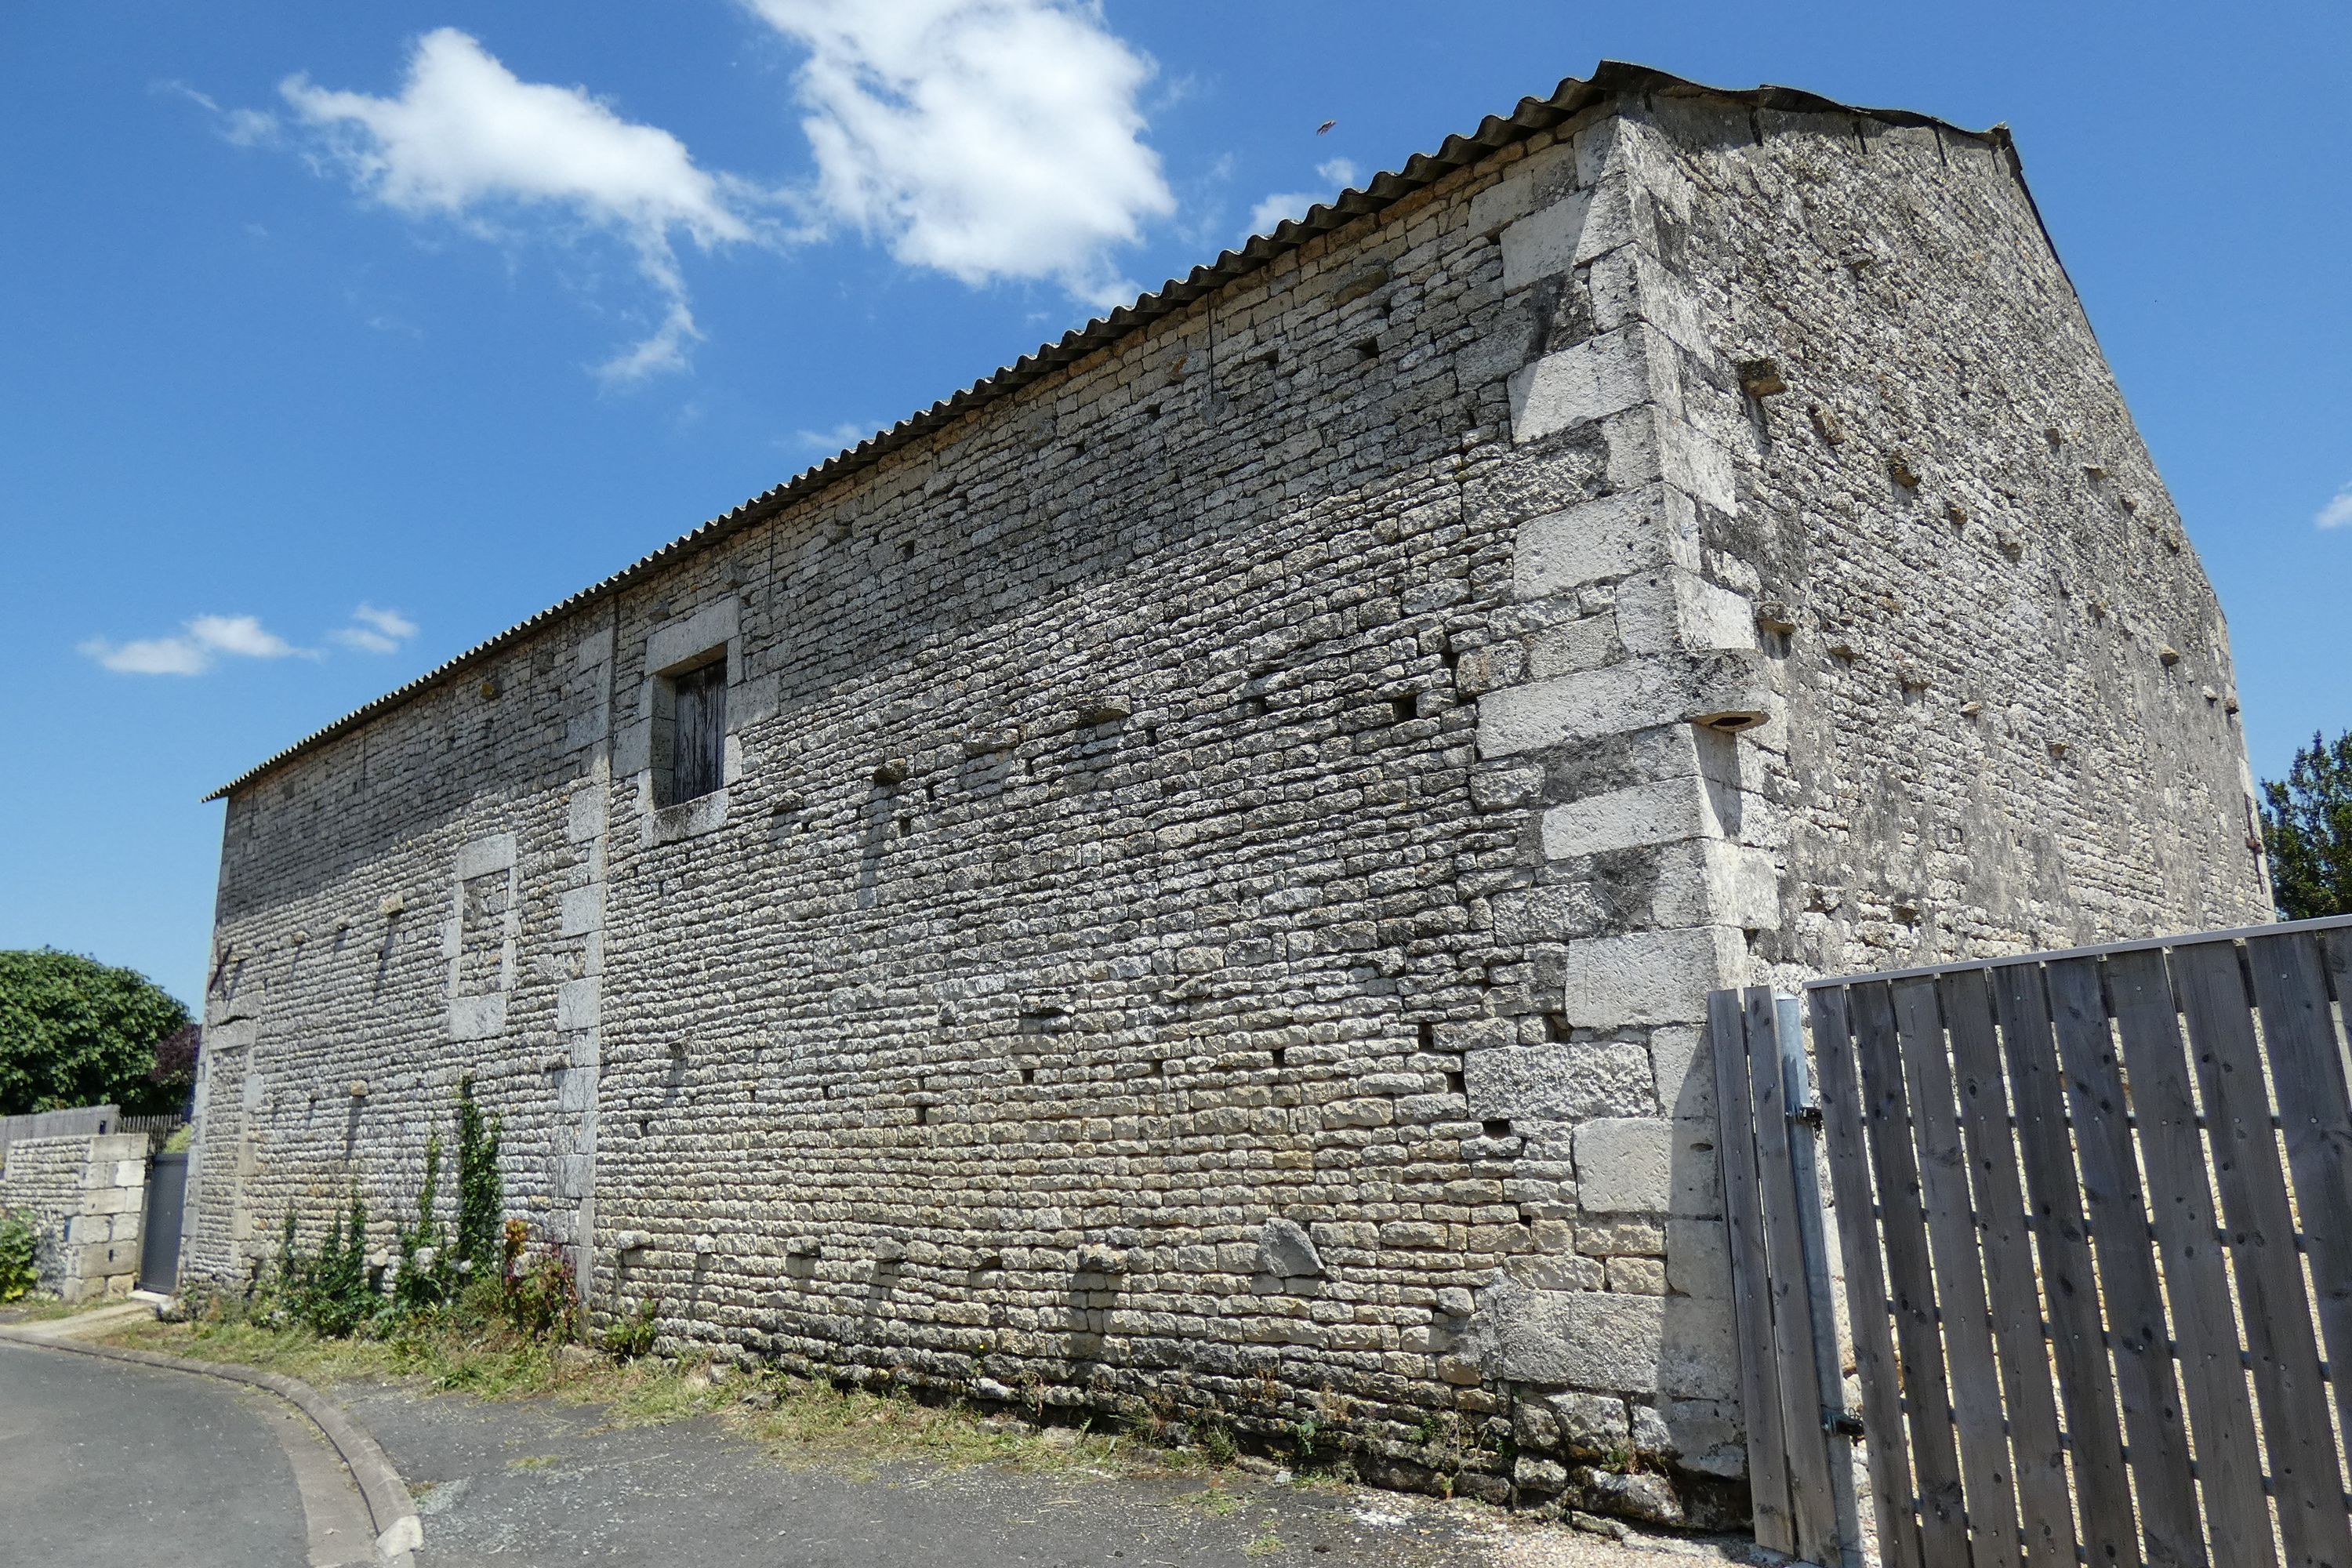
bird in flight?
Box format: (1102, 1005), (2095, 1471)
(1316, 119), (1337, 135)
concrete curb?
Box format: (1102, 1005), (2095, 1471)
(0, 1327), (422, 1563)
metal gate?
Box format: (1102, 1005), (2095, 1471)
(140, 1150), (187, 1294)
(1767, 913), (2352, 1568)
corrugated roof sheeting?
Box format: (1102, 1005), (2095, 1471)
(204, 62), (2008, 803)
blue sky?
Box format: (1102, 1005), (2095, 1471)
(3, 2), (2345, 1007)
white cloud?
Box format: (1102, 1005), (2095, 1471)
(82, 615), (308, 677)
(2318, 483), (2352, 530)
(80, 636), (214, 677)
(746, 0), (1174, 308)
(188, 614), (301, 659)
(792, 419), (884, 452)
(1245, 158), (1362, 241)
(279, 28), (760, 379)
(332, 604), (419, 655)
(159, 81), (280, 147)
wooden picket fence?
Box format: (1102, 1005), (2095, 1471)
(1734, 913), (2352, 1568)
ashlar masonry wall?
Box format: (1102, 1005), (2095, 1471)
(0, 1133), (151, 1302)
(183, 69), (2267, 1527)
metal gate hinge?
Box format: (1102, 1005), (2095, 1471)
(1829, 1413), (1864, 1439)
(1791, 1104), (1824, 1129)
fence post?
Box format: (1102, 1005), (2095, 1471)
(1777, 995), (1864, 1568)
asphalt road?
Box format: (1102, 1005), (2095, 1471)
(343, 1381), (1743, 1568)
(0, 1338), (363, 1568)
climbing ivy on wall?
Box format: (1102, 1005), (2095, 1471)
(454, 1073), (503, 1274)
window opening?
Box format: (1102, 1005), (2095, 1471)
(658, 655), (728, 806)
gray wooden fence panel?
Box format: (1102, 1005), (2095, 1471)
(1940, 970), (2079, 1568)
(2045, 956), (2209, 1568)
(1852, 982), (1973, 1568)
(2245, 932), (2352, 1406)
(1712, 987), (1797, 1558)
(2106, 948), (2277, 1567)
(2172, 938), (2352, 1568)
(1809, 985), (1925, 1568)
(1804, 916), (2352, 1568)
(1990, 964), (2139, 1568)
(1745, 986), (1843, 1563)
(1777, 996), (1866, 1568)
(1890, 978), (2023, 1568)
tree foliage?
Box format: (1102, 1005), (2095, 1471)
(0, 949), (192, 1116)
(2261, 730), (2352, 920)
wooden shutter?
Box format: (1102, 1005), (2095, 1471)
(670, 662), (728, 802)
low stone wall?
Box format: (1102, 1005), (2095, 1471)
(0, 1133), (149, 1302)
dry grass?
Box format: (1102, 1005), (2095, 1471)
(99, 1313), (1236, 1483)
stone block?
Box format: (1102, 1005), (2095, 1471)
(1500, 189), (1596, 290)
(1602, 406), (1737, 514)
(83, 1184), (143, 1217)
(1468, 140), (1575, 235)
(612, 719), (651, 775)
(1483, 1279), (1663, 1392)
(1658, 1292), (1739, 1400)
(1659, 1398), (1747, 1478)
(556, 978), (600, 1031)
(1613, 569), (1758, 657)
(448, 993), (507, 1042)
(557, 1069), (595, 1115)
(1584, 245), (1710, 358)
(560, 885), (604, 936)
(644, 597), (739, 675)
(1541, 776), (1715, 861)
(1508, 325), (1675, 446)
(1648, 1027), (1711, 1122)
(1664, 1219), (1730, 1301)
(1607, 1256), (1667, 1294)
(567, 788), (605, 843)
(554, 1154), (592, 1200)
(1258, 1218), (1323, 1279)
(1550, 1390), (1631, 1457)
(1557, 926), (1745, 1029)
(1489, 884), (1609, 943)
(454, 832), (517, 880)
(1464, 1043), (1654, 1123)
(1524, 615), (1620, 679)
(1574, 1119), (1673, 1214)
(1475, 651), (1774, 758)
(1512, 485), (1700, 600)
(1563, 171), (1657, 263)
(1648, 841), (1782, 931)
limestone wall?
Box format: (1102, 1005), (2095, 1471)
(0, 1133), (149, 1302)
(182, 69), (2264, 1527)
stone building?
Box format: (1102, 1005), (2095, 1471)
(181, 64), (2268, 1522)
